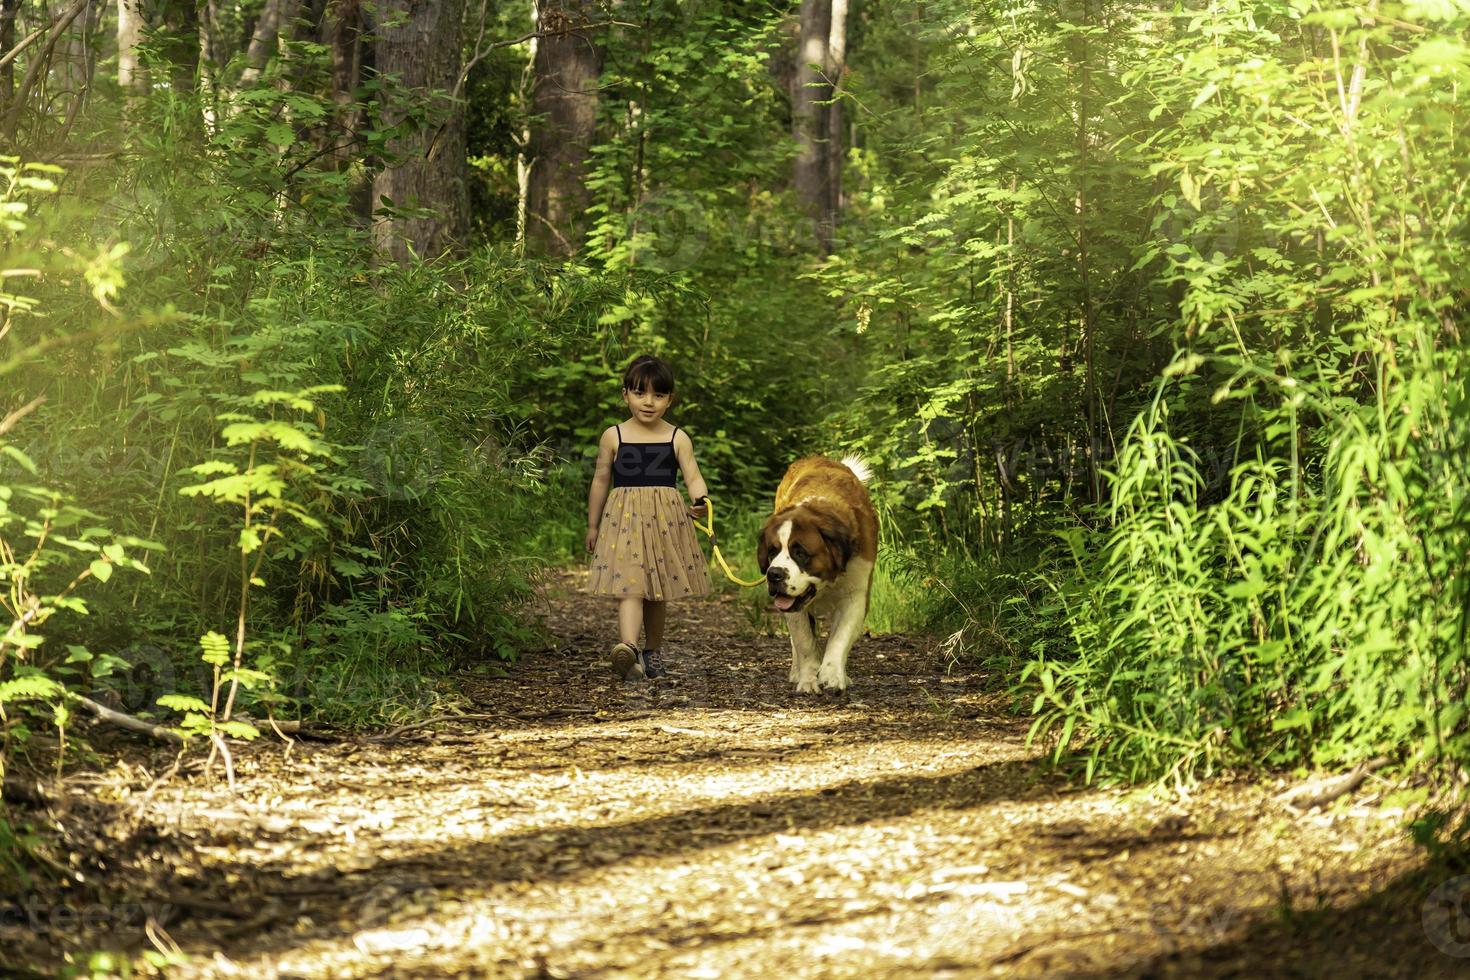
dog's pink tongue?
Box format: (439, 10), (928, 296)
(773, 595), (796, 611)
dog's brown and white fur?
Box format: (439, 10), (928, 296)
(757, 456), (879, 693)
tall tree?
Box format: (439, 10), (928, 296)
(1068, 0), (1100, 502)
(524, 0), (601, 257)
(197, 1), (227, 85)
(371, 0), (469, 263)
(322, 0), (363, 164)
(793, 0), (845, 253)
(239, 0), (292, 86)
(824, 0), (847, 238)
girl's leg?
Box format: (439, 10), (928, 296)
(642, 599), (667, 650)
(611, 597), (646, 679)
(641, 600), (669, 678)
(618, 597), (645, 648)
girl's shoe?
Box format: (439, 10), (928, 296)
(610, 642), (644, 680)
(642, 648), (666, 679)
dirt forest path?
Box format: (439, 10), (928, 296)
(11, 574), (1462, 978)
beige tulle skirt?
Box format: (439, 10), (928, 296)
(588, 486), (711, 601)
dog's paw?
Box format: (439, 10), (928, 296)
(794, 675), (822, 695)
(817, 660), (849, 692)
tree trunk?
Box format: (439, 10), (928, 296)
(824, 0), (848, 243)
(197, 0), (229, 72)
(514, 2), (537, 253)
(525, 0), (601, 257)
(371, 0), (468, 264)
(323, 0), (362, 154)
(765, 13), (798, 116)
(1073, 0), (1100, 503)
(240, 0), (290, 85)
(115, 0), (148, 93)
(324, 0), (371, 222)
(197, 0), (229, 130)
(793, 0), (835, 253)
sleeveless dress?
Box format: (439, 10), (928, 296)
(587, 425), (711, 601)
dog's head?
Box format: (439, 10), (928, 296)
(756, 505), (855, 613)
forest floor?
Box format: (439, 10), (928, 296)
(3, 571), (1466, 978)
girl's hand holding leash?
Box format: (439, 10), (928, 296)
(690, 496), (765, 588)
(688, 496), (709, 521)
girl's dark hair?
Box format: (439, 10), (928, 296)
(621, 354), (675, 396)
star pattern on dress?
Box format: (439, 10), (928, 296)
(587, 486), (711, 599)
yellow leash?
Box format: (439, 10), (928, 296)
(691, 497), (765, 588)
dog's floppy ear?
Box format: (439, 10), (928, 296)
(817, 516), (854, 571)
(756, 520), (774, 573)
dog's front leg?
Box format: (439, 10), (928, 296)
(817, 595), (866, 692)
(787, 611), (820, 693)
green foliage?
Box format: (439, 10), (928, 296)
(1055, 1), (1470, 781)
(1, 56), (633, 761)
(3, 0), (1468, 817)
(1, 158), (157, 785)
(854, 0), (1470, 782)
(817, 0), (1166, 549)
(153, 633), (262, 744)
(819, 0), (1470, 784)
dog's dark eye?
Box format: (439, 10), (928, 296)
(790, 544), (806, 561)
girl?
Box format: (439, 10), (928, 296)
(586, 355), (711, 680)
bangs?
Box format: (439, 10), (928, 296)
(622, 355), (675, 395)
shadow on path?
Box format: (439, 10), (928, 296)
(1070, 860), (1467, 980)
(156, 752), (1068, 964)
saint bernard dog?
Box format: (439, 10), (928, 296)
(757, 455), (879, 694)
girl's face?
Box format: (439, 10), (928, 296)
(623, 384), (673, 425)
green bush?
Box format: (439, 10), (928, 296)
(3, 111), (630, 741)
(1022, 3), (1470, 781)
(813, 0), (1470, 784)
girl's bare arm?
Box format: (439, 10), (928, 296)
(586, 427), (616, 548)
(674, 429), (709, 515)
